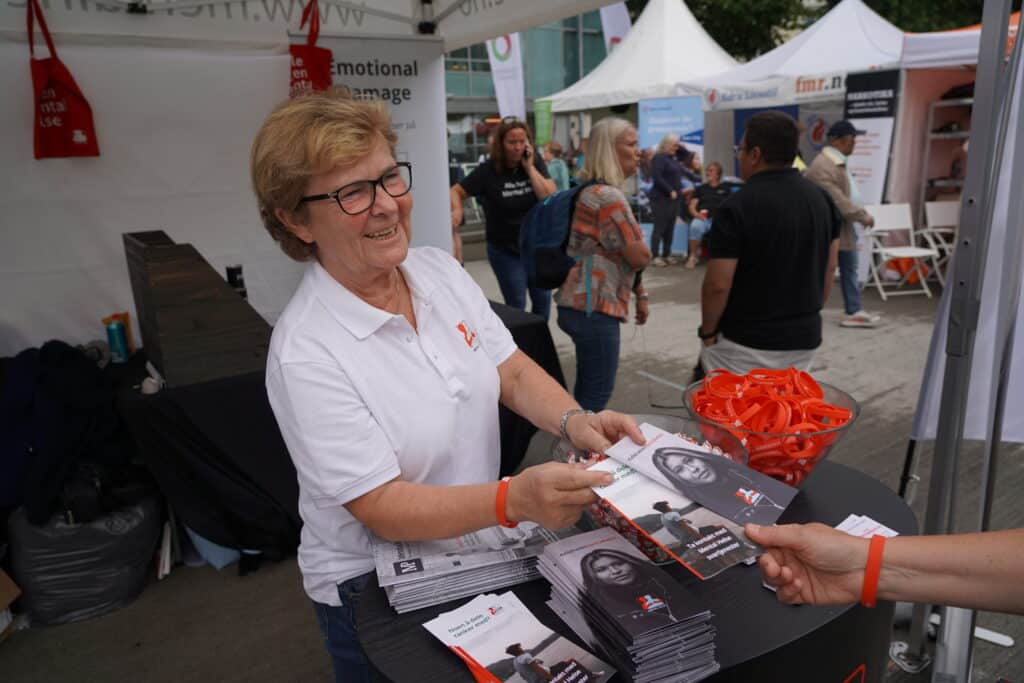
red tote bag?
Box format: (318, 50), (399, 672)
(289, 0), (333, 98)
(27, 0), (100, 159)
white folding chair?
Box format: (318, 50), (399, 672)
(920, 201), (961, 285)
(862, 203), (939, 300)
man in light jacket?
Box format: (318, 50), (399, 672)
(805, 121), (880, 328)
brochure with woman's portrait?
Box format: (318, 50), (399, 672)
(605, 424), (798, 527)
(423, 591), (614, 683)
(543, 528), (709, 644)
(586, 458), (762, 580)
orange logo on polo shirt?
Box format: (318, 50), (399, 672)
(456, 321), (481, 351)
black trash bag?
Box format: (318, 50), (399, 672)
(8, 496), (161, 626)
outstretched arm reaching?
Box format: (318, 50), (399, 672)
(746, 522), (1024, 615)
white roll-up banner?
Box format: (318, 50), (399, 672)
(486, 32), (526, 121)
(843, 69), (900, 205)
(599, 2), (631, 52)
(323, 34), (450, 252)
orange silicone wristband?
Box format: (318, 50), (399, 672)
(496, 476), (517, 528)
(860, 535), (886, 608)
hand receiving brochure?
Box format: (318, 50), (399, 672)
(604, 423), (798, 528)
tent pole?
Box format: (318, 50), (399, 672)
(934, 14), (1024, 682)
(890, 0), (1015, 676)
(979, 6), (1024, 537)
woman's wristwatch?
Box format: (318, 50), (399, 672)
(698, 325), (718, 339)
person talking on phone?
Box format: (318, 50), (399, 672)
(451, 118), (557, 318)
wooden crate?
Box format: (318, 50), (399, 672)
(123, 230), (271, 387)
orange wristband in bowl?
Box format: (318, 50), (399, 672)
(860, 535), (886, 607)
(496, 476), (517, 528)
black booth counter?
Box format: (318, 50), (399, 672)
(115, 302), (563, 559)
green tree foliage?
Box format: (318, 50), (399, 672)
(625, 0), (1019, 61)
(624, 0), (813, 61)
(815, 1), (1005, 33)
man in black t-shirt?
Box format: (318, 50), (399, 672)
(697, 111), (841, 375)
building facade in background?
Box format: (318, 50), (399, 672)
(446, 11), (608, 164)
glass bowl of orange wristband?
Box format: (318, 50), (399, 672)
(683, 368), (860, 487)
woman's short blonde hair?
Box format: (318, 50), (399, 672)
(656, 133), (679, 154)
(577, 117), (634, 187)
(250, 87), (397, 261)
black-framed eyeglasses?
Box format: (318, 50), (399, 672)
(733, 145), (748, 157)
(297, 162), (412, 215)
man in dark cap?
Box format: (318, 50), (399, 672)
(805, 120), (880, 328)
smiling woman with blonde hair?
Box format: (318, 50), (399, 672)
(251, 88), (643, 682)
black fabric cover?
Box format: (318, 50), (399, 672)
(118, 368), (302, 560)
(8, 497), (160, 626)
(491, 302), (565, 476)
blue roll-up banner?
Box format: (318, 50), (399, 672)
(638, 96), (704, 155)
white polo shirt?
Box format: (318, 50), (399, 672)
(266, 247), (517, 605)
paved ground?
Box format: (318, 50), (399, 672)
(2, 257), (1021, 682)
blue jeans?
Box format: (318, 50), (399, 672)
(838, 249), (861, 315)
(689, 217), (711, 245)
(556, 306), (621, 412)
(312, 572), (373, 683)
(650, 197), (680, 257)
(487, 244), (552, 319)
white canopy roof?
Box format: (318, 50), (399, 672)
(699, 0), (902, 90)
(0, 0), (614, 51)
(902, 12), (1020, 69)
(539, 0), (736, 112)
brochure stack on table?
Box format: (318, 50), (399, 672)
(539, 528), (720, 683)
(374, 523), (582, 613)
(424, 591), (615, 682)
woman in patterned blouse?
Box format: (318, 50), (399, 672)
(553, 117), (652, 411)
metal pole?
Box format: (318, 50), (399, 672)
(894, 0), (1014, 675)
(898, 438), (917, 499)
(979, 4), (1024, 538)
(933, 13), (1024, 682)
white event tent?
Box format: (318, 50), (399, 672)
(698, 0), (903, 183)
(0, 0), (616, 356)
(697, 0), (903, 107)
(539, 0), (736, 112)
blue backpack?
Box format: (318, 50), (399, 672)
(519, 181), (596, 291)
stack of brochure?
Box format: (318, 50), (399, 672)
(539, 527), (720, 683)
(423, 591), (615, 682)
(374, 523), (582, 613)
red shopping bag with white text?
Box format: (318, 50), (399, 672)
(27, 0), (100, 159)
(289, 0), (333, 98)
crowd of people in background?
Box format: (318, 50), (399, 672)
(445, 108), (889, 410)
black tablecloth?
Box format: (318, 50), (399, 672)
(356, 462), (918, 683)
(116, 302), (562, 554)
(491, 302), (565, 476)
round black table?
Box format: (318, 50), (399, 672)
(357, 462), (917, 682)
